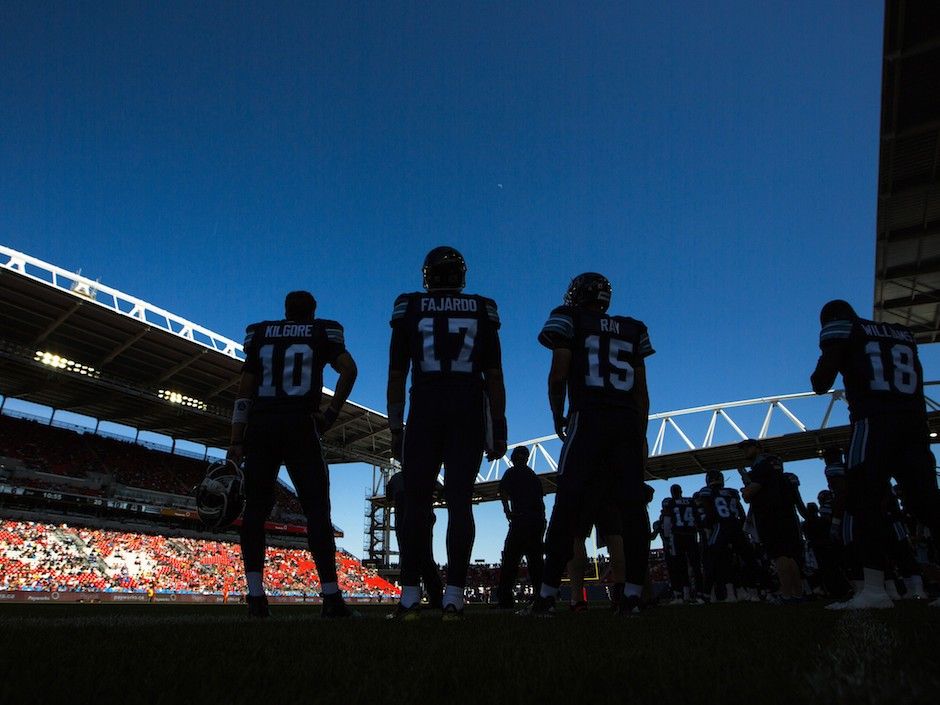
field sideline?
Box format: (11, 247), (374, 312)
(1, 603), (938, 704)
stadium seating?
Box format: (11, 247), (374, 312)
(0, 520), (399, 597)
(0, 414), (304, 515)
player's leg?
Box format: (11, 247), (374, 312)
(609, 418), (650, 613)
(567, 538), (589, 610)
(497, 524), (525, 608)
(399, 395), (446, 610)
(523, 521), (546, 598)
(239, 419), (281, 609)
(837, 417), (894, 606)
(604, 533), (626, 607)
(282, 416), (339, 593)
(539, 411), (601, 609)
(894, 421), (940, 559)
(421, 510), (444, 608)
(439, 388), (485, 613)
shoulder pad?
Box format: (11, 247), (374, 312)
(538, 305), (576, 349)
(480, 296), (500, 326)
(318, 319), (345, 345)
(820, 319), (853, 345)
(390, 293), (415, 324)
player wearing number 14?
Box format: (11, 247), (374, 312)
(810, 299), (940, 609)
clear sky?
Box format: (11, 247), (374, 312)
(4, 1), (933, 562)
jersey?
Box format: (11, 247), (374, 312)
(389, 292), (501, 391)
(694, 486), (744, 529)
(662, 496), (698, 534)
(241, 318), (345, 416)
(819, 316), (925, 422)
(746, 454), (791, 516)
(538, 305), (654, 416)
(499, 465), (545, 524)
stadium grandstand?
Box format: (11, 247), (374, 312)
(0, 245), (398, 602)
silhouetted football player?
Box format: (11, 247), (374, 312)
(739, 439), (804, 603)
(229, 290), (359, 618)
(694, 470), (751, 602)
(811, 299), (940, 609)
(387, 247), (507, 620)
(528, 272), (653, 616)
(662, 484), (704, 603)
(496, 446), (545, 609)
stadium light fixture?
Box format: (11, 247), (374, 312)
(34, 351), (100, 378)
(158, 389), (208, 412)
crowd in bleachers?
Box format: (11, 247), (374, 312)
(0, 520), (399, 598)
(0, 414), (304, 515)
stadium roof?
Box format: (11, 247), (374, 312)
(873, 0), (940, 342)
(0, 245), (394, 467)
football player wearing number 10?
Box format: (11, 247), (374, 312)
(387, 247), (508, 620)
(229, 291), (359, 619)
(530, 273), (654, 616)
(810, 299), (940, 609)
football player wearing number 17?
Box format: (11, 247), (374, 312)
(387, 247), (508, 621)
(810, 299), (940, 609)
(228, 291), (360, 619)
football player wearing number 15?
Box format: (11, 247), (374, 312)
(810, 299), (940, 609)
(229, 291), (359, 619)
(529, 273), (654, 616)
(387, 247), (508, 620)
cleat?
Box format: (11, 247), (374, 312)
(517, 595), (555, 617)
(247, 595), (270, 619)
(321, 592), (360, 619)
(441, 604), (465, 621)
(825, 590), (894, 610)
(386, 601), (422, 621)
(617, 595), (642, 616)
(569, 600), (589, 613)
(427, 592), (444, 611)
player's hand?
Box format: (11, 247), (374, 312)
(226, 443), (244, 465)
(314, 407), (339, 433)
(486, 439), (507, 462)
(390, 429), (404, 462)
(553, 414), (568, 441)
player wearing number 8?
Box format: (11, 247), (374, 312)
(387, 247), (508, 620)
(810, 299), (940, 609)
(526, 273), (654, 616)
(229, 290), (359, 618)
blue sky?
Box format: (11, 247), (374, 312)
(5, 1), (933, 562)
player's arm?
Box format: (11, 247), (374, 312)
(790, 478), (808, 519)
(741, 483), (761, 503)
(227, 370), (257, 464)
(499, 480), (512, 521)
(317, 351), (357, 430)
(635, 325), (654, 436)
(811, 322), (851, 394)
(547, 349), (571, 440)
(482, 298), (507, 461)
(387, 324), (410, 462)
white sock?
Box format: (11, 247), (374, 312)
(725, 583), (736, 599)
(246, 572), (264, 597)
(863, 567), (887, 595)
(623, 583), (643, 598)
(852, 579), (864, 595)
(540, 584), (558, 600)
(682, 587), (690, 600)
(401, 585), (421, 608)
(443, 585), (464, 609)
(321, 582), (339, 596)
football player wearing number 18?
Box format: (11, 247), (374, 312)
(810, 299), (940, 609)
(529, 273), (654, 616)
(229, 291), (359, 619)
(387, 247), (507, 621)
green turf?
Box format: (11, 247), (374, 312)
(1, 602), (938, 704)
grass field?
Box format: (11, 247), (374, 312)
(1, 602), (938, 705)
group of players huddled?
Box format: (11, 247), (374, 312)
(196, 246), (940, 618)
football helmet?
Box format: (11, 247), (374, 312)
(564, 273), (612, 312)
(195, 459), (246, 530)
(705, 469), (724, 488)
(817, 489), (833, 505)
(423, 246), (467, 292)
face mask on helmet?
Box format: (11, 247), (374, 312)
(564, 273), (612, 312)
(706, 471), (724, 488)
(423, 246), (467, 292)
(195, 460), (246, 530)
